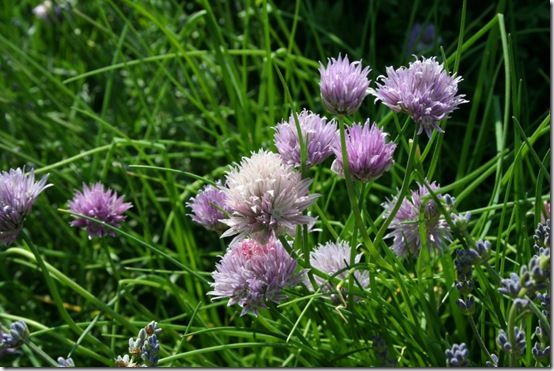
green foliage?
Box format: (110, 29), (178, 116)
(0, 0), (549, 367)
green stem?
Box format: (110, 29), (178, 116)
(337, 117), (389, 270)
(22, 233), (114, 360)
(373, 129), (419, 250)
(467, 315), (495, 364)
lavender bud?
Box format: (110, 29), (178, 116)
(532, 343), (550, 361)
(498, 272), (521, 297)
(496, 330), (512, 352)
(456, 296), (475, 315)
(140, 334), (160, 367)
(485, 353), (499, 367)
(455, 280), (474, 296)
(513, 298), (529, 310)
(57, 357), (75, 367)
(452, 212), (471, 232)
(474, 240), (491, 260)
(115, 354), (136, 367)
(445, 343), (469, 367)
(443, 194), (456, 207)
(514, 327), (526, 355)
(8, 320), (29, 347)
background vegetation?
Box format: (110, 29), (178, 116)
(0, 0), (550, 367)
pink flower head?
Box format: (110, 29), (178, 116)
(208, 237), (299, 316)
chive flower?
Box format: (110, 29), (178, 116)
(383, 181), (452, 257)
(187, 183), (231, 232)
(274, 110), (338, 167)
(370, 56), (467, 137)
(331, 120), (396, 182)
(208, 237), (299, 316)
(0, 168), (51, 246)
(319, 54), (371, 115)
(305, 240), (369, 292)
(221, 150), (319, 244)
(68, 183), (132, 238)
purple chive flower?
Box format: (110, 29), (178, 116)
(208, 237), (299, 316)
(68, 183), (132, 238)
(319, 54), (371, 115)
(0, 168), (51, 246)
(305, 240), (369, 292)
(274, 110), (338, 166)
(383, 181), (452, 257)
(331, 120), (396, 182)
(221, 150), (319, 244)
(187, 183), (231, 232)
(370, 56), (468, 137)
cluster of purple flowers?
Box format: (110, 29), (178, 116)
(0, 167), (135, 246)
(182, 51), (470, 316)
(0, 320), (29, 357)
(116, 321), (162, 367)
(445, 343), (469, 367)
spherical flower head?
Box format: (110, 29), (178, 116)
(383, 181), (452, 257)
(187, 183), (231, 232)
(331, 120), (396, 182)
(370, 56), (468, 137)
(274, 110), (338, 167)
(305, 240), (369, 292)
(221, 150), (319, 244)
(0, 168), (51, 246)
(68, 183), (133, 238)
(319, 54), (371, 115)
(208, 237), (299, 316)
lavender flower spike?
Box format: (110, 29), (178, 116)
(331, 120), (396, 182)
(370, 56), (468, 137)
(305, 240), (369, 292)
(69, 183), (133, 238)
(0, 168), (51, 246)
(221, 150), (319, 244)
(319, 54), (371, 115)
(274, 110), (338, 167)
(383, 181), (452, 257)
(208, 237), (299, 316)
(187, 183), (231, 232)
